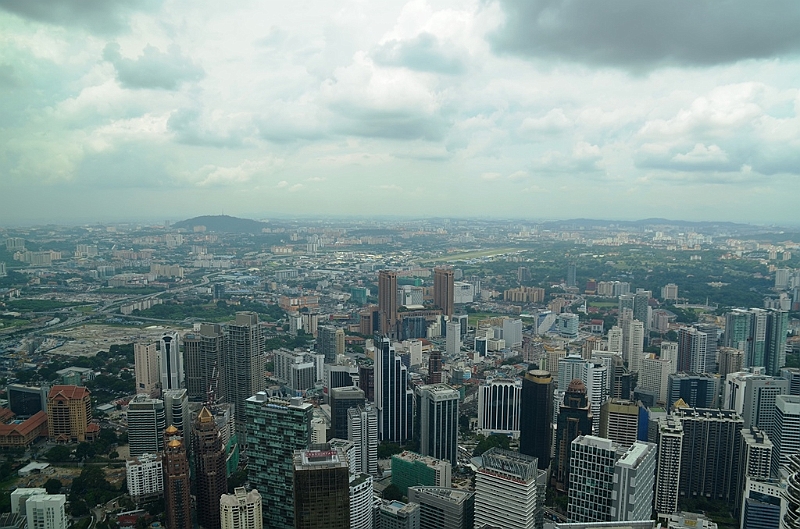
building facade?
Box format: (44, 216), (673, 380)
(519, 370), (554, 470)
(220, 488), (262, 529)
(415, 384), (459, 466)
(193, 407), (227, 529)
(292, 447), (350, 529)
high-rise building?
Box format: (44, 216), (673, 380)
(408, 487), (474, 529)
(225, 312), (266, 441)
(599, 399), (642, 448)
(159, 332), (183, 392)
(46, 385), (95, 443)
(519, 370), (553, 470)
(612, 441), (657, 522)
(740, 477), (783, 529)
(292, 446), (350, 529)
(134, 343), (159, 397)
(359, 364), (375, 401)
(220, 488), (262, 529)
(330, 386), (365, 440)
(607, 326), (623, 354)
(783, 454), (800, 529)
(163, 389), (189, 440)
(126, 453), (164, 504)
(640, 355), (672, 404)
(193, 408), (227, 529)
(782, 367), (800, 396)
(724, 308), (788, 375)
(391, 451), (452, 495)
(739, 426), (773, 482)
(428, 350), (442, 384)
(349, 474), (373, 529)
(25, 495), (67, 529)
(379, 271), (399, 337)
(376, 500), (420, 529)
(584, 361), (609, 434)
(375, 337), (412, 444)
(623, 319), (644, 374)
(434, 268), (455, 318)
(245, 394), (311, 529)
(725, 371), (788, 437)
(347, 404), (378, 476)
(502, 318), (523, 347)
(445, 321), (461, 355)
(567, 263), (577, 288)
(474, 448), (546, 529)
(718, 347), (744, 379)
(772, 395), (800, 478)
(666, 373), (718, 410)
(661, 283), (679, 301)
(677, 326), (710, 374)
(655, 417), (683, 516)
(11, 488), (45, 515)
(163, 427), (192, 529)
(127, 395), (166, 457)
(478, 378), (521, 438)
(415, 384), (459, 466)
(633, 290), (651, 333)
(552, 379), (593, 492)
(183, 323), (224, 403)
(318, 325), (339, 363)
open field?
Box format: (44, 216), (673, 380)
(45, 323), (187, 356)
(418, 247), (520, 264)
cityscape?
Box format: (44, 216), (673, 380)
(0, 216), (798, 529)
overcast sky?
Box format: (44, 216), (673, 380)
(2, 0), (800, 225)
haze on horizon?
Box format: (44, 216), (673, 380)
(2, 0), (800, 226)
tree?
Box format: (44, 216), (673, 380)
(44, 478), (62, 494)
(472, 434), (510, 456)
(44, 445), (71, 463)
(109, 451), (119, 460)
(74, 442), (96, 461)
(382, 484), (403, 501)
(227, 470), (247, 493)
(377, 442), (403, 460)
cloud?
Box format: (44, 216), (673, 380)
(103, 43), (204, 90)
(519, 108), (572, 135)
(480, 172), (502, 180)
(0, 0), (161, 34)
(168, 108), (253, 148)
(192, 159), (280, 187)
(491, 0), (800, 70)
(637, 143), (741, 172)
(530, 142), (603, 173)
(372, 32), (465, 74)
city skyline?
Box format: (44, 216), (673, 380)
(2, 1), (800, 225)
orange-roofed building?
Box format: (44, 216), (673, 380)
(0, 410), (48, 449)
(47, 385), (96, 443)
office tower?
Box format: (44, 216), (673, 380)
(503, 318), (523, 347)
(655, 417), (683, 516)
(772, 395), (800, 478)
(725, 308), (788, 375)
(318, 325), (339, 363)
(612, 441), (657, 522)
(163, 427), (192, 529)
(666, 373), (718, 410)
(245, 394), (312, 529)
(220, 488), (262, 529)
(349, 474), (374, 529)
(126, 453), (164, 504)
(159, 332), (183, 392)
(558, 313), (580, 338)
(743, 375), (788, 436)
(225, 312), (266, 441)
(326, 364), (358, 391)
(434, 268), (455, 318)
(599, 399), (642, 448)
(445, 321), (461, 355)
(391, 451), (452, 495)
(607, 326), (623, 353)
(623, 319), (644, 373)
(408, 487), (474, 529)
(661, 283), (679, 301)
(46, 386), (94, 443)
(273, 348), (323, 392)
(377, 501), (420, 529)
(375, 337), (412, 444)
(335, 327), (346, 356)
(567, 263), (577, 288)
(677, 326), (709, 373)
(415, 384), (459, 466)
(359, 364), (375, 401)
(193, 408), (227, 529)
(584, 361), (609, 434)
(330, 386), (366, 440)
(127, 395), (166, 457)
(293, 447), (350, 529)
(478, 378), (521, 438)
(739, 426), (773, 481)
(135, 343), (159, 397)
(640, 355), (672, 404)
(474, 448), (546, 529)
(740, 477), (783, 529)
(163, 389), (189, 439)
(559, 355), (586, 388)
(552, 379), (593, 492)
(379, 270), (399, 337)
(633, 290), (651, 332)
(519, 370), (553, 470)
(765, 310), (789, 376)
(783, 454), (800, 529)
(675, 407), (743, 505)
(725, 309), (752, 351)
(25, 495), (67, 529)
(783, 368), (800, 396)
(718, 347), (744, 379)
(183, 323), (224, 403)
(348, 404), (378, 476)
(428, 350), (442, 384)
(7, 384), (48, 419)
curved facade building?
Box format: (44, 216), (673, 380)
(519, 370), (554, 470)
(784, 454), (800, 529)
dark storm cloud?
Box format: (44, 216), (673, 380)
(491, 0), (800, 69)
(372, 33), (466, 74)
(103, 43), (204, 90)
(0, 0), (161, 34)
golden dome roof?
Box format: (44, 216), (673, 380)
(165, 425), (179, 434)
(168, 439), (182, 448)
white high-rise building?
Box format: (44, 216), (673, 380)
(660, 341), (679, 367)
(474, 448), (546, 529)
(655, 417), (683, 516)
(612, 441), (657, 522)
(502, 318), (523, 347)
(607, 326), (623, 354)
(220, 488), (262, 529)
(772, 395), (800, 477)
(134, 342), (159, 397)
(347, 405), (378, 476)
(127, 395), (166, 457)
(584, 362), (608, 435)
(126, 453), (164, 503)
(10, 489), (45, 515)
(349, 474), (374, 529)
(723, 371), (788, 437)
(25, 494), (67, 529)
(740, 426), (773, 481)
(445, 321), (461, 355)
(163, 388), (189, 439)
(477, 378), (522, 438)
(624, 320), (644, 374)
(640, 355), (672, 404)
(159, 332), (184, 392)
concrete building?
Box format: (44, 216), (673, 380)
(655, 417), (683, 516)
(434, 268), (455, 318)
(25, 495), (66, 529)
(474, 448), (546, 529)
(127, 395), (166, 457)
(349, 473), (373, 529)
(126, 453), (164, 504)
(568, 436), (622, 523)
(293, 446), (350, 529)
(772, 395), (800, 478)
(347, 404), (378, 476)
(220, 488), (262, 529)
(415, 384), (459, 466)
(612, 441), (657, 522)
(599, 399), (642, 449)
(134, 343), (160, 398)
(478, 378), (521, 438)
(225, 312), (266, 441)
(183, 324), (224, 403)
(377, 500), (420, 529)
(640, 355), (672, 404)
(740, 477), (784, 529)
(379, 270), (399, 337)
(163, 389), (190, 441)
(408, 487), (474, 529)
(445, 321), (461, 356)
(47, 385), (96, 443)
(519, 370), (553, 470)
(391, 451), (452, 495)
(159, 332), (183, 392)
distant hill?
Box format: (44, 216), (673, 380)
(172, 215), (268, 233)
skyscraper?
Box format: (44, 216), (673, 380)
(330, 386), (366, 440)
(127, 395), (166, 457)
(655, 417), (683, 516)
(317, 325), (339, 363)
(245, 394), (312, 529)
(220, 488), (262, 529)
(666, 372), (718, 410)
(772, 394), (800, 478)
(434, 268), (455, 318)
(415, 384), (459, 466)
(126, 453), (164, 504)
(427, 350), (442, 384)
(225, 312), (266, 441)
(783, 454), (800, 529)
(375, 337), (412, 444)
(46, 385), (94, 443)
(623, 319), (644, 373)
(599, 399), (642, 448)
(477, 378), (522, 438)
(408, 487), (475, 529)
(163, 426), (192, 529)
(445, 321), (461, 355)
(193, 407), (227, 529)
(567, 263), (577, 288)
(474, 448), (546, 529)
(183, 323), (224, 403)
(292, 446), (351, 529)
(552, 379), (593, 492)
(519, 370), (553, 470)
(349, 474), (373, 529)
(134, 342), (159, 397)
(725, 308), (788, 375)
(163, 388), (189, 440)
(347, 404), (378, 476)
(159, 332), (183, 394)
(378, 270), (398, 337)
